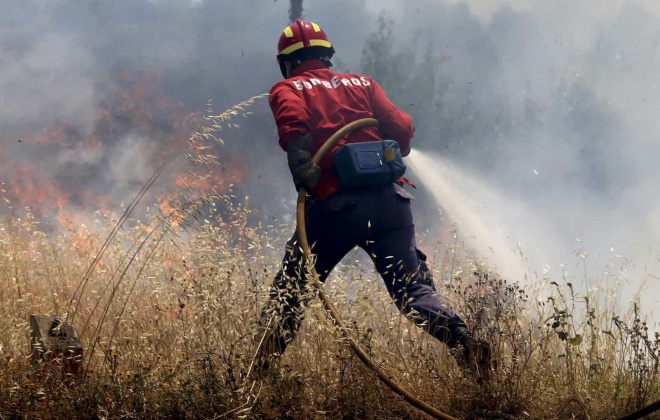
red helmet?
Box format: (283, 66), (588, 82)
(277, 19), (335, 78)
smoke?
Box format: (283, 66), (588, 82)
(289, 0), (304, 22)
(367, 0), (660, 317)
(1, 29), (97, 132)
(2, 0), (660, 319)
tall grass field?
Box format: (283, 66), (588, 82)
(0, 99), (658, 420)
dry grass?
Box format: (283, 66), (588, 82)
(0, 99), (658, 419)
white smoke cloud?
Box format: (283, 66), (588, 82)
(0, 32), (97, 129)
(107, 134), (159, 194)
(370, 0), (660, 319)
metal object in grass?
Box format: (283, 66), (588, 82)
(30, 314), (83, 378)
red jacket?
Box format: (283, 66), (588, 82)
(269, 59), (415, 199)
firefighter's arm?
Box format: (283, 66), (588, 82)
(268, 82), (320, 192)
(367, 78), (415, 156)
(269, 82), (312, 151)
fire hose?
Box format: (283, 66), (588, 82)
(615, 399), (660, 420)
(296, 118), (456, 420)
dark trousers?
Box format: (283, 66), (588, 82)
(258, 183), (467, 356)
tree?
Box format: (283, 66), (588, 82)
(360, 15), (444, 150)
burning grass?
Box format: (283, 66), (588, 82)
(0, 200), (658, 419)
(0, 98), (658, 419)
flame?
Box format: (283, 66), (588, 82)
(155, 157), (248, 229)
(1, 70), (247, 232)
(4, 162), (69, 216)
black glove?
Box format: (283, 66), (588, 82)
(287, 133), (321, 192)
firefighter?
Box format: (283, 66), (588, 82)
(256, 18), (490, 377)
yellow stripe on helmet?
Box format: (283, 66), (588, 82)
(309, 39), (332, 49)
(279, 41), (304, 55)
(283, 26), (294, 38)
(311, 22), (321, 32)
